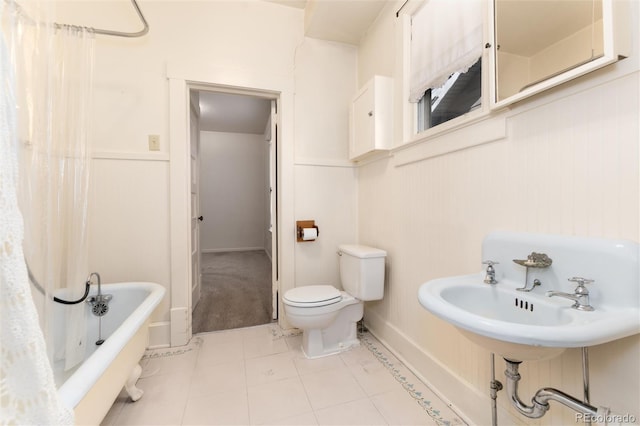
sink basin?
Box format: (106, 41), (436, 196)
(417, 232), (640, 362)
(439, 282), (573, 326)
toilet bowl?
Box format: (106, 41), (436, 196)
(283, 244), (386, 358)
(284, 285), (363, 358)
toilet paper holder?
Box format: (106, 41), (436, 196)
(296, 220), (319, 242)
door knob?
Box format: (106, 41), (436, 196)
(198, 216), (203, 222)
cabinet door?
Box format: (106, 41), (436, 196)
(490, 0), (630, 109)
(351, 83), (375, 160)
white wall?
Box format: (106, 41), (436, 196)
(55, 1), (359, 338)
(199, 131), (267, 252)
(88, 157), (172, 321)
(292, 37), (359, 293)
(357, 1), (639, 425)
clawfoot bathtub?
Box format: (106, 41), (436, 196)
(54, 282), (165, 425)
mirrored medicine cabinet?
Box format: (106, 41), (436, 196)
(490, 0), (630, 109)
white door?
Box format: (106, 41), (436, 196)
(190, 94), (202, 311)
(269, 100), (278, 320)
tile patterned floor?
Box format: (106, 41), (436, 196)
(102, 324), (466, 426)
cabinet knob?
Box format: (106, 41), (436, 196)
(368, 111), (373, 117)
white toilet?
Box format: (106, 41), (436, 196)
(283, 244), (386, 358)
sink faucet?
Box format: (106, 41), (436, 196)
(546, 277), (595, 311)
(482, 261), (499, 284)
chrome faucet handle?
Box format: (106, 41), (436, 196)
(568, 277), (594, 292)
(482, 260), (499, 284)
(568, 277), (594, 286)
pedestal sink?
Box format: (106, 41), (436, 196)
(418, 232), (640, 361)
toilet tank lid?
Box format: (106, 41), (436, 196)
(339, 244), (387, 258)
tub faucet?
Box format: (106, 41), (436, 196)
(87, 272), (101, 295)
(546, 277), (595, 311)
(482, 261), (499, 284)
(86, 272), (112, 316)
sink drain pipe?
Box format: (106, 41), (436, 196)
(503, 359), (609, 420)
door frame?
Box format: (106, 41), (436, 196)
(191, 87), (279, 321)
(168, 64), (295, 346)
(189, 92), (202, 312)
(267, 99), (278, 320)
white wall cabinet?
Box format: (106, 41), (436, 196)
(490, 0), (630, 109)
(349, 75), (393, 161)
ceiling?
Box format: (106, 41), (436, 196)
(265, 0), (388, 45)
(264, 0), (308, 9)
(198, 92), (272, 134)
(302, 0), (388, 45)
(265, 0), (387, 45)
(198, 0), (386, 134)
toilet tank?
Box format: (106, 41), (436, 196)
(338, 244), (387, 301)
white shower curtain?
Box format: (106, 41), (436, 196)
(11, 0), (94, 370)
(1, 0), (94, 422)
(1, 2), (73, 423)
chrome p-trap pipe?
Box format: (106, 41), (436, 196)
(504, 359), (603, 419)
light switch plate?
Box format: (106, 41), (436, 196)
(148, 134), (160, 151)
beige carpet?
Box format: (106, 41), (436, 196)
(192, 250), (273, 334)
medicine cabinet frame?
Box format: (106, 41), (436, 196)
(488, 0), (630, 110)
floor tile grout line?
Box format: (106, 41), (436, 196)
(242, 352), (252, 426)
(339, 354), (392, 426)
(286, 334), (385, 424)
(368, 396), (392, 426)
(341, 349), (379, 414)
(313, 395), (391, 426)
(295, 352), (323, 426)
(244, 325), (304, 425)
(301, 378), (322, 426)
(287, 333), (362, 425)
(238, 330), (251, 426)
(180, 341), (202, 426)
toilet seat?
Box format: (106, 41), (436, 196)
(283, 285), (342, 307)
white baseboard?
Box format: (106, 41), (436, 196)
(363, 308), (521, 426)
(201, 247), (266, 254)
(148, 321), (171, 349)
(170, 307), (190, 347)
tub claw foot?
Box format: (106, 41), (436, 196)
(125, 363), (144, 402)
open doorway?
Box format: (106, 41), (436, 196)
(190, 89), (278, 333)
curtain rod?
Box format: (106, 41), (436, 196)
(396, 0), (410, 17)
(6, 0), (149, 38)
